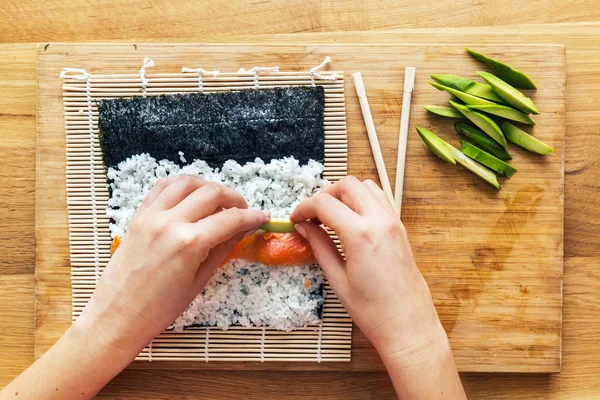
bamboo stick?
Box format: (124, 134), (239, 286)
(394, 67), (416, 216)
(352, 72), (395, 209)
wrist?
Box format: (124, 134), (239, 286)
(377, 321), (452, 369)
(367, 308), (450, 369)
(72, 302), (148, 366)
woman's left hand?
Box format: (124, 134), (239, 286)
(79, 176), (269, 355)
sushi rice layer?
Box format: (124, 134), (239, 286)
(106, 153), (328, 331)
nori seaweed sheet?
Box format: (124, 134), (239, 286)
(98, 87), (325, 169)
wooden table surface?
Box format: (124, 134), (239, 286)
(1, 1), (600, 398)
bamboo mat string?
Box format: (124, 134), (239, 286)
(204, 328), (210, 362)
(59, 68), (90, 80)
(181, 67), (220, 93)
(310, 56), (339, 86)
(237, 66), (280, 88)
(59, 68), (102, 284)
(148, 340), (153, 362)
(139, 57), (155, 96)
(260, 326), (266, 363)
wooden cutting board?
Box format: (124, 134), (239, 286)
(36, 43), (565, 373)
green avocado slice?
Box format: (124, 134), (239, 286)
(450, 100), (507, 148)
(501, 122), (554, 155)
(460, 140), (517, 178)
(416, 127), (456, 164)
(467, 104), (535, 125)
(429, 82), (496, 106)
(424, 105), (463, 118)
(449, 145), (501, 189)
(431, 74), (506, 104)
(477, 71), (539, 115)
(259, 218), (296, 233)
(454, 122), (512, 161)
(466, 48), (537, 89)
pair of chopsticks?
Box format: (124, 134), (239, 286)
(352, 68), (416, 218)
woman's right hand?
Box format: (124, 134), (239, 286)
(291, 176), (465, 399)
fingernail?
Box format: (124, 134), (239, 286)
(295, 224), (307, 238)
(262, 210), (271, 218)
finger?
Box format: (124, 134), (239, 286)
(137, 176), (176, 213)
(295, 222), (348, 297)
(170, 182), (248, 222)
(363, 179), (397, 217)
(319, 176), (376, 215)
(193, 207), (269, 250)
(290, 193), (359, 237)
(151, 176), (208, 211)
(190, 229), (254, 293)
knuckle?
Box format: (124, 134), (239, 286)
(343, 175), (360, 185)
(355, 221), (373, 242)
(206, 182), (225, 196)
(228, 207), (245, 225)
(180, 175), (199, 186)
(383, 219), (403, 238)
(175, 228), (200, 251)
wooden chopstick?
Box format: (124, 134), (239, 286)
(352, 72), (396, 210)
(394, 67), (416, 217)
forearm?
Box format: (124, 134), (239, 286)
(377, 323), (466, 400)
(1, 318), (140, 399)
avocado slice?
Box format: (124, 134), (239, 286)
(466, 48), (537, 89)
(429, 82), (496, 106)
(431, 74), (506, 104)
(477, 71), (539, 115)
(501, 121), (554, 155)
(416, 127), (456, 164)
(424, 105), (463, 118)
(467, 104), (535, 125)
(416, 127), (499, 188)
(259, 218), (296, 233)
(455, 122), (512, 161)
(449, 100), (508, 148)
(449, 145), (501, 189)
(460, 140), (517, 178)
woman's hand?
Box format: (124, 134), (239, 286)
(291, 176), (465, 399)
(80, 176), (270, 355)
(2, 176), (269, 399)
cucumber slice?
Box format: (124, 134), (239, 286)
(477, 71), (539, 115)
(455, 122), (511, 161)
(501, 122), (554, 155)
(460, 140), (517, 178)
(424, 105), (463, 118)
(450, 100), (507, 148)
(467, 104), (535, 125)
(259, 218), (296, 233)
(416, 127), (456, 164)
(429, 82), (496, 106)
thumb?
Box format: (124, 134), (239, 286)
(295, 222), (348, 296)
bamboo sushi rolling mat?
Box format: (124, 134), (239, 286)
(63, 63), (350, 362)
(37, 43), (565, 372)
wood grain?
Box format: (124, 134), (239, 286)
(36, 43), (565, 373)
(1, 0), (600, 43)
(0, 13), (599, 400)
(0, 43), (37, 388)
